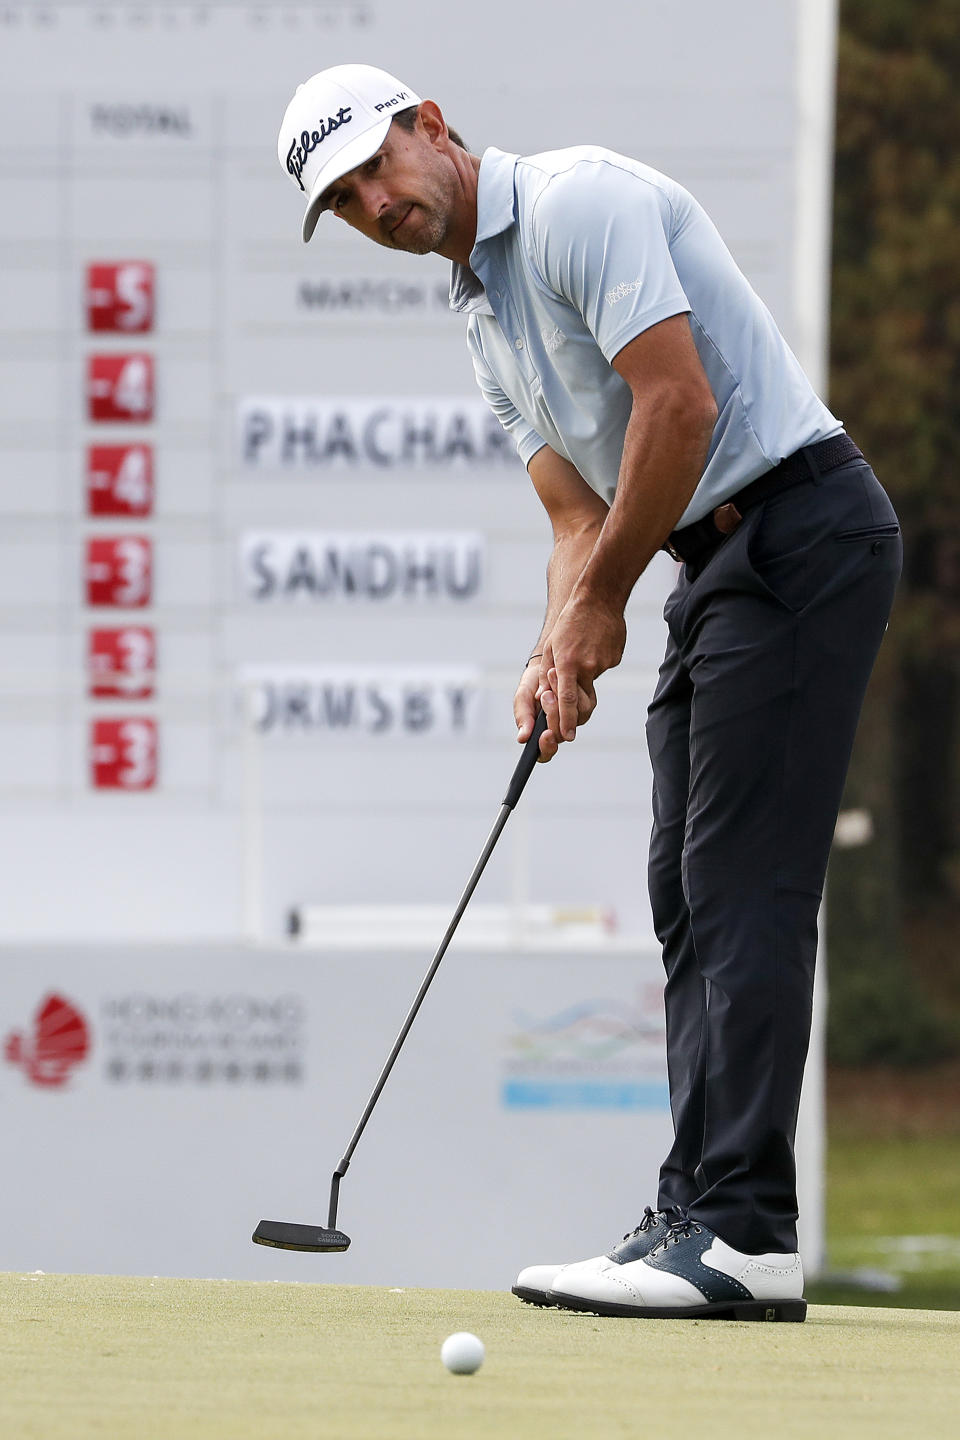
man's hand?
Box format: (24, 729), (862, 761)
(535, 591), (627, 757)
(514, 656), (550, 755)
(515, 447), (611, 762)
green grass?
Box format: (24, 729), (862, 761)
(808, 1273), (960, 1310)
(2, 1273), (960, 1440)
(808, 1073), (960, 1310)
(827, 1135), (960, 1237)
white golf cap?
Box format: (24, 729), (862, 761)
(278, 64), (421, 242)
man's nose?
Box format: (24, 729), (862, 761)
(355, 180), (389, 223)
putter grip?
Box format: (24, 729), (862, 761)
(503, 710), (549, 809)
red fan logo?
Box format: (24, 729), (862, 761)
(4, 994), (92, 1088)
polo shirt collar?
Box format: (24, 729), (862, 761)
(473, 147), (519, 244)
(448, 147), (519, 316)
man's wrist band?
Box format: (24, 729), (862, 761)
(526, 652), (543, 666)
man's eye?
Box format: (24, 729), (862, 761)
(366, 154), (384, 174)
(334, 192), (349, 213)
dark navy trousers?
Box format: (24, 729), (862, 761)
(647, 448), (901, 1253)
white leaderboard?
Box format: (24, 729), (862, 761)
(0, 0), (834, 1280)
(0, 0), (833, 944)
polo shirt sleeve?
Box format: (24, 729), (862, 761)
(530, 159), (691, 364)
(466, 323), (547, 468)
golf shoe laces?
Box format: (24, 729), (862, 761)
(651, 1215), (704, 1255)
(621, 1206), (664, 1242)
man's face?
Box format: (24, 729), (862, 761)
(317, 113), (459, 254)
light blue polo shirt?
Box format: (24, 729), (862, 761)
(449, 147), (841, 527)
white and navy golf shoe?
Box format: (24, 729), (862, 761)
(545, 1216), (806, 1321)
(512, 1207), (673, 1307)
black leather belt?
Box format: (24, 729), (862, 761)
(664, 433), (863, 566)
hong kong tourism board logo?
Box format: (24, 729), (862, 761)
(4, 992), (307, 1089)
(502, 985), (668, 1111)
(4, 994), (92, 1089)
(100, 994), (307, 1086)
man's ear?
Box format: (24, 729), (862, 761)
(416, 100), (448, 146)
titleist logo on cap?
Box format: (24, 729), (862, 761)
(286, 106), (352, 190)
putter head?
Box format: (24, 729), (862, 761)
(252, 1219), (351, 1253)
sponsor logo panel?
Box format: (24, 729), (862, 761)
(3, 993), (306, 1088)
(100, 993), (307, 1086)
(238, 397), (517, 470)
(239, 665), (482, 739)
(502, 984), (668, 1111)
(239, 531), (484, 604)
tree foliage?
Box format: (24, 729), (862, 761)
(826, 0), (960, 1063)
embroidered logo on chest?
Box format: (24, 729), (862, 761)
(541, 324), (566, 356)
(604, 278), (643, 307)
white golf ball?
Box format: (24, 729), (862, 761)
(441, 1331), (485, 1374)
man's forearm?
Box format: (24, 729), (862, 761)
(575, 392), (715, 612)
(527, 315), (718, 755)
(532, 522), (605, 652)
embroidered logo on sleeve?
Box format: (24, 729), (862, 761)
(604, 278), (643, 307)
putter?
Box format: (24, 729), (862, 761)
(253, 709), (550, 1253)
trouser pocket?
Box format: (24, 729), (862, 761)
(834, 523), (901, 544)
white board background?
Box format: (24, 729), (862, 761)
(0, 0), (835, 1276)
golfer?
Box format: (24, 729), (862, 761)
(277, 64), (901, 1320)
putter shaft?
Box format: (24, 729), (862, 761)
(254, 710), (549, 1249)
(328, 800), (513, 1224)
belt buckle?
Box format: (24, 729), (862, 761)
(712, 502), (743, 536)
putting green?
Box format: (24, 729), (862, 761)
(3, 1273), (958, 1439)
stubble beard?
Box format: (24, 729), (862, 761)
(385, 200), (450, 255)
(384, 163), (458, 256)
